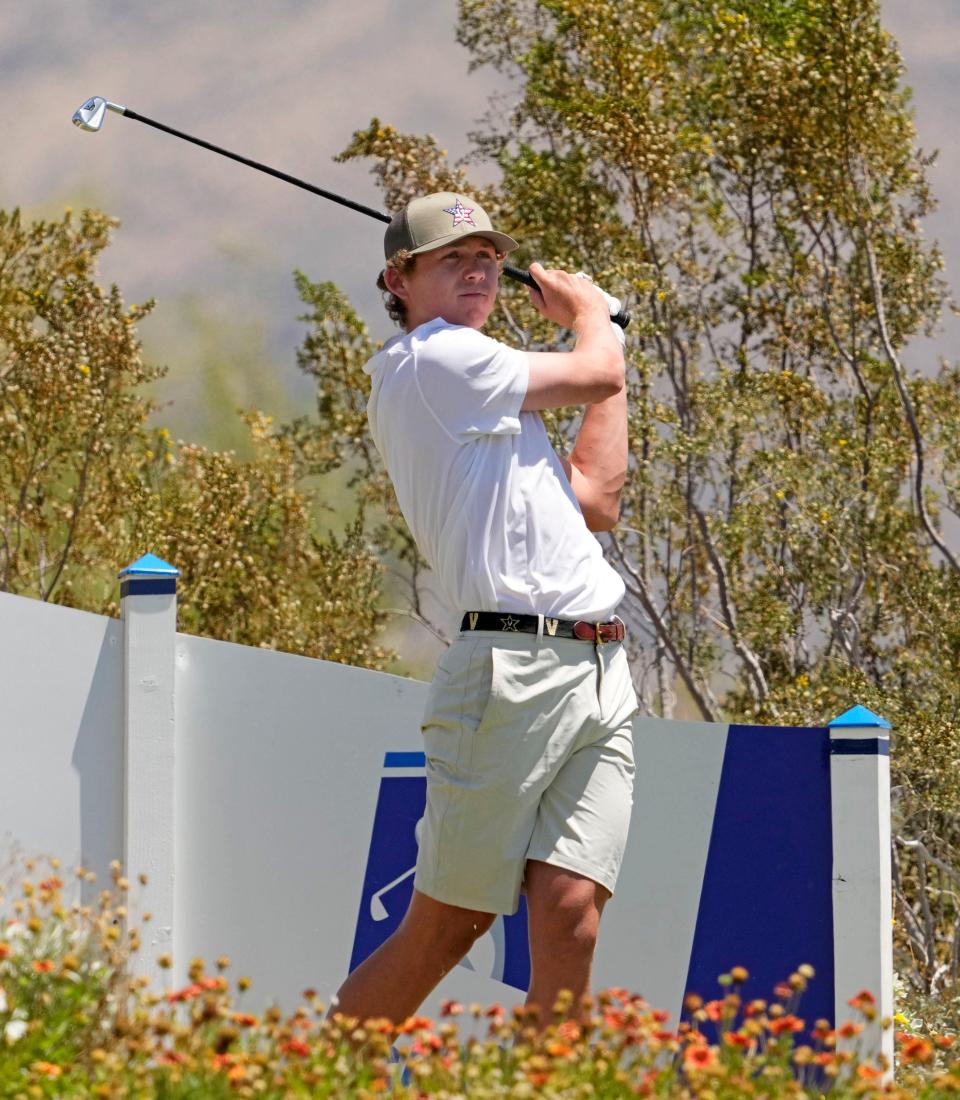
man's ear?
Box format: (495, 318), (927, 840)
(383, 266), (408, 300)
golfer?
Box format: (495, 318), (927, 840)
(334, 192), (637, 1023)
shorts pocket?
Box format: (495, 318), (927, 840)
(421, 639), (498, 752)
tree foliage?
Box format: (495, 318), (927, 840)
(0, 208), (387, 669)
(292, 0), (960, 990)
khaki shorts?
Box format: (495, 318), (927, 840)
(415, 630), (638, 915)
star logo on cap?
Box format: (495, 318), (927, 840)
(443, 198), (476, 227)
(500, 615), (520, 632)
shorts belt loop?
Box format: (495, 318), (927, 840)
(536, 613), (544, 644)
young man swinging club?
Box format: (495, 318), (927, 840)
(334, 192), (638, 1023)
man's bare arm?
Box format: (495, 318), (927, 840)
(520, 263), (624, 410)
(518, 262), (628, 530)
(558, 386), (628, 531)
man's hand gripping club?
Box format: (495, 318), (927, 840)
(521, 263), (626, 411)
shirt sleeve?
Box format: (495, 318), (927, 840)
(412, 324), (529, 443)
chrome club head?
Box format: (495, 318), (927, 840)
(72, 96), (124, 132)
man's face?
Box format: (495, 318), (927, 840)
(387, 236), (501, 331)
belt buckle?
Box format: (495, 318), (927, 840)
(595, 620), (623, 645)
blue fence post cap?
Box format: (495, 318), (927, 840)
(829, 705), (891, 730)
(118, 553), (181, 579)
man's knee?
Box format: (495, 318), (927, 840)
(399, 892), (497, 963)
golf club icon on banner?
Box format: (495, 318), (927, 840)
(349, 752), (531, 991)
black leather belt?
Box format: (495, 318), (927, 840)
(460, 612), (625, 643)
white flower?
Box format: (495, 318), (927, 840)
(4, 1018), (27, 1044)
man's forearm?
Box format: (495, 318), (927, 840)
(566, 385), (628, 530)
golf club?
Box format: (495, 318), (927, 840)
(72, 96), (630, 329)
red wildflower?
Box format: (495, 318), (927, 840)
(651, 1009), (670, 1023)
(703, 999), (725, 1022)
(724, 1031), (752, 1048)
(440, 999), (463, 1017)
(0, 943), (10, 960)
(837, 1021), (863, 1039)
(814, 1052), (837, 1066)
(155, 1051), (186, 1066)
(847, 990), (875, 1010)
(38, 878), (63, 892)
(199, 976), (228, 992)
(545, 1041), (574, 1057)
(279, 1039), (310, 1057)
(774, 983), (793, 999)
(768, 1014), (805, 1035)
(232, 1013), (258, 1028)
(484, 1004), (504, 1019)
(31, 959), (54, 973)
(411, 1034), (442, 1055)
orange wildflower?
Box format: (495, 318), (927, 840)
(899, 1037), (934, 1065)
(856, 1064), (884, 1081)
(398, 1014), (435, 1033)
(199, 976), (227, 992)
(232, 1013), (258, 1028)
(0, 943), (10, 960)
(31, 1061), (62, 1077)
(703, 999), (725, 1022)
(684, 1044), (718, 1069)
(847, 989), (875, 1010)
(545, 1041), (574, 1057)
(557, 1020), (581, 1042)
(31, 959), (54, 973)
(166, 983), (203, 1003)
(440, 999), (463, 1016)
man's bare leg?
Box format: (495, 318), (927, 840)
(524, 860), (609, 1020)
(332, 889), (496, 1024)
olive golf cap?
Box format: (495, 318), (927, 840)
(384, 192), (519, 260)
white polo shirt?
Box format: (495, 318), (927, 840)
(363, 318), (625, 620)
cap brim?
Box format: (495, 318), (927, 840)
(408, 229), (519, 256)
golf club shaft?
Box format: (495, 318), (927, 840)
(119, 107), (630, 329)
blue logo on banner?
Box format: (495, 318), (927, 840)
(349, 752), (531, 991)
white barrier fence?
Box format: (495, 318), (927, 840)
(0, 555), (892, 1060)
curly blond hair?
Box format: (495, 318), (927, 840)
(376, 249), (416, 329)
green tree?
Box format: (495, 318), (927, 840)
(0, 208), (387, 668)
(292, 0), (960, 992)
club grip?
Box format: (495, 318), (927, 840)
(503, 264), (630, 329)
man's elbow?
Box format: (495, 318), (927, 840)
(597, 352), (625, 399)
(585, 500), (621, 532)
